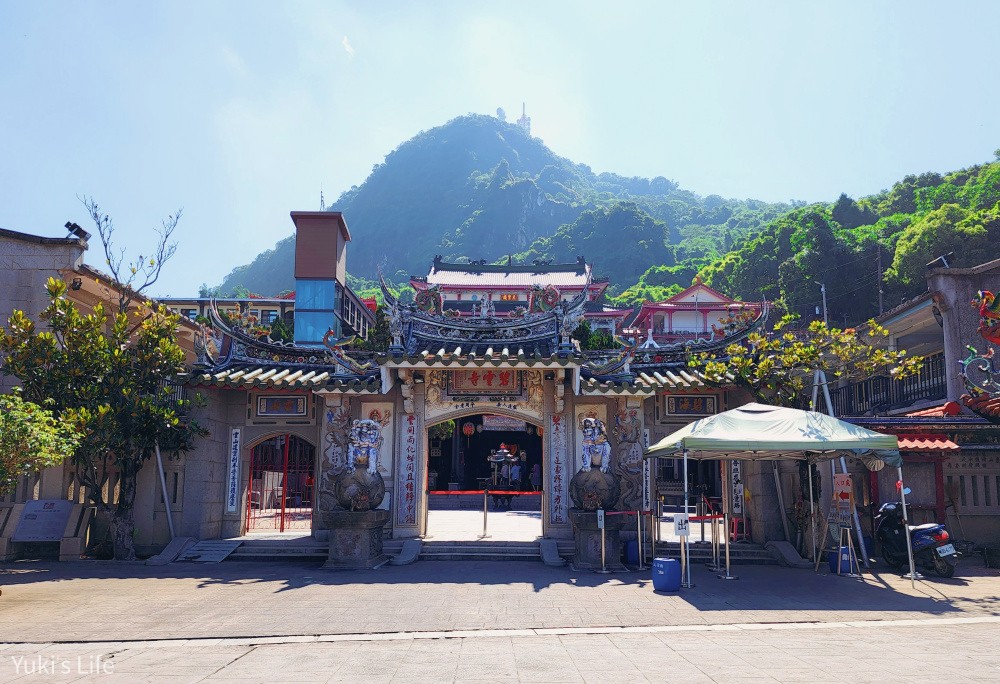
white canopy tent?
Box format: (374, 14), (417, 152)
(643, 403), (917, 584)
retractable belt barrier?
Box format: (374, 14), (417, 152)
(428, 490), (542, 496)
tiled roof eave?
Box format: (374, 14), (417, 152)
(376, 352), (584, 369)
(184, 367), (380, 392)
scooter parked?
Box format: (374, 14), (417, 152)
(874, 502), (958, 577)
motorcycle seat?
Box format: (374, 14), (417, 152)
(907, 523), (940, 532)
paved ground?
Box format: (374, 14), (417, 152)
(1, 556), (998, 682)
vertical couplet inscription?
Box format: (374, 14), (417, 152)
(398, 414), (418, 525)
(549, 414), (568, 524)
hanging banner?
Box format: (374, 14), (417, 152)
(482, 415), (527, 432)
(226, 428), (242, 513)
(731, 460), (744, 516)
(642, 455), (652, 513)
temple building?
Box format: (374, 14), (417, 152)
(410, 255), (631, 336)
(626, 281), (766, 348)
(10, 207), (997, 568)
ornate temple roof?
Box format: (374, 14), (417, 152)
(185, 282), (769, 394)
(415, 255), (600, 290)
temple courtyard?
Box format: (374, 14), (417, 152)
(1, 557), (998, 682)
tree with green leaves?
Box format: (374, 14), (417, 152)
(1, 278), (205, 560)
(0, 388), (81, 487)
(886, 203), (991, 287)
(692, 318), (921, 408)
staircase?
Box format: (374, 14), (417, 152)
(226, 536), (325, 562)
(226, 536), (408, 562)
(418, 540), (542, 561)
(652, 541), (777, 565)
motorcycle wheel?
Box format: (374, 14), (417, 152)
(932, 555), (955, 578)
(881, 550), (904, 570)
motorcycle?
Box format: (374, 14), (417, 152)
(874, 502), (958, 577)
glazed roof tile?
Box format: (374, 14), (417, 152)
(896, 434), (960, 452)
(185, 366), (380, 392)
(906, 401), (962, 418)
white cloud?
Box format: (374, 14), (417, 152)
(342, 36), (355, 60)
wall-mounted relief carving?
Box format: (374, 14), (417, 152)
(318, 398), (352, 516)
(613, 403), (644, 511)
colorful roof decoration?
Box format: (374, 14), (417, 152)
(905, 402), (962, 418)
(896, 434), (960, 452)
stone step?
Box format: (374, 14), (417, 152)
(652, 542), (777, 565)
(418, 540), (542, 562)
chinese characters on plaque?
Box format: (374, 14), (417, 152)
(664, 395), (717, 416)
(448, 370), (522, 395)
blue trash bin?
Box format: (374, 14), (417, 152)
(828, 546), (856, 573)
(652, 557), (681, 592)
(625, 540), (638, 565)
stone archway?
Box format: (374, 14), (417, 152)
(423, 411), (546, 541)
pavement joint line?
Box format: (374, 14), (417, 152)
(3, 615), (999, 649)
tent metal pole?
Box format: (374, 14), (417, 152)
(718, 459), (737, 580)
(682, 449), (692, 588)
(897, 465), (919, 588)
(808, 461), (816, 564)
(772, 461), (790, 542)
(817, 368), (870, 569)
(840, 454), (870, 568)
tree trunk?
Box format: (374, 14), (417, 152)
(111, 462), (139, 561)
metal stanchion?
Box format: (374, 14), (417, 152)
(679, 530), (687, 585)
(479, 487), (491, 539)
(706, 515), (721, 571)
(596, 508), (611, 574)
(699, 498), (706, 543)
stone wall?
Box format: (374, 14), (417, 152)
(0, 232), (85, 394)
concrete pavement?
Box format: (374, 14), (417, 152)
(1, 556), (998, 681)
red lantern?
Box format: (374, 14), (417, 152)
(462, 422), (475, 437)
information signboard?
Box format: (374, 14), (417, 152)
(12, 500), (74, 542)
(832, 474), (853, 527)
(674, 513), (690, 537)
(596, 509), (605, 529)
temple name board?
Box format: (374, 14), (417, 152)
(449, 370), (521, 396)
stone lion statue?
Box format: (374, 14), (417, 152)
(347, 419), (382, 475)
(580, 417), (611, 473)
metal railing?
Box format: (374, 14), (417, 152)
(830, 352), (947, 416)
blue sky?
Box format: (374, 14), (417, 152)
(2, 2), (999, 296)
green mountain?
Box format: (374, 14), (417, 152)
(699, 162), (1000, 326)
(216, 114), (789, 297)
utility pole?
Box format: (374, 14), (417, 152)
(815, 282), (829, 325)
(877, 244), (884, 315)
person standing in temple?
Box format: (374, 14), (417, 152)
(510, 461), (522, 491)
(531, 463), (541, 491)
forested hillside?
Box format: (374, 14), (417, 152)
(214, 113), (1000, 325)
(699, 162), (1000, 325)
(215, 114), (788, 297)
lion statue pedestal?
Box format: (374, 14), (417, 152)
(322, 419), (390, 570)
(568, 418), (626, 571)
